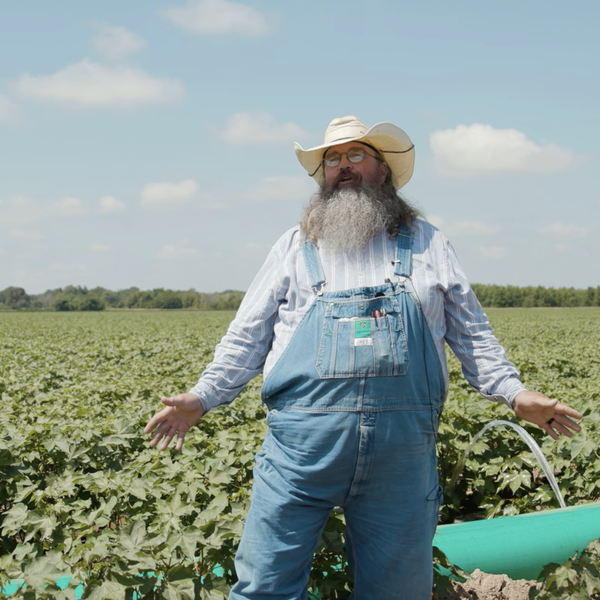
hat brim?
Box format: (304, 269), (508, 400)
(294, 122), (415, 190)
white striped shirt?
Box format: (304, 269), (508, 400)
(191, 219), (525, 413)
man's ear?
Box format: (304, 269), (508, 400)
(378, 161), (389, 185)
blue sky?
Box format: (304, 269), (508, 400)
(1, 0), (598, 293)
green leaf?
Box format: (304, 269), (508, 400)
(0, 447), (15, 466)
(569, 435), (596, 459)
(19, 554), (70, 593)
(166, 526), (203, 558)
(1, 502), (29, 534)
(196, 492), (230, 525)
(536, 562), (561, 581)
(127, 478), (147, 501)
(498, 469), (531, 494)
(86, 580), (127, 600)
(163, 568), (197, 600)
(118, 519), (147, 552)
(554, 565), (580, 588)
(23, 510), (58, 541)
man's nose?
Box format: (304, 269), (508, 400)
(338, 155), (354, 169)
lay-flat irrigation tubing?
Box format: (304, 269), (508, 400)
(4, 503), (600, 595)
(436, 418), (600, 581)
(1, 577), (82, 598)
(434, 501), (600, 581)
(2, 419), (595, 594)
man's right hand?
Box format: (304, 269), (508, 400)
(144, 392), (205, 451)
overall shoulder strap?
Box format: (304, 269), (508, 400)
(300, 239), (327, 295)
(393, 226), (414, 278)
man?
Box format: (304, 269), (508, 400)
(145, 116), (582, 599)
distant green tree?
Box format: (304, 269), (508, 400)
(33, 290), (56, 309)
(181, 290), (197, 308)
(471, 284), (598, 308)
(151, 290), (183, 309)
(124, 290), (153, 308)
(63, 285), (89, 296)
(12, 283), (600, 311)
(1, 287), (31, 309)
(53, 296), (74, 311)
(76, 296), (105, 311)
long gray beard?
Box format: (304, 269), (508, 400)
(303, 186), (399, 252)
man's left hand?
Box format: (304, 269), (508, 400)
(513, 391), (583, 440)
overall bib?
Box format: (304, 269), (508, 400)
(229, 228), (445, 600)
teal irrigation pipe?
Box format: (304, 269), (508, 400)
(1, 568), (222, 598)
(1, 577), (83, 598)
(4, 504), (599, 595)
(433, 501), (600, 581)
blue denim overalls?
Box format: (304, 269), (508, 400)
(229, 227), (445, 600)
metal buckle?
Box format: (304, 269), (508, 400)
(312, 282), (327, 296)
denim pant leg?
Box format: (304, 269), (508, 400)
(230, 410), (360, 600)
(229, 469), (331, 600)
(343, 409), (441, 600)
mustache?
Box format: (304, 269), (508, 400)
(333, 168), (361, 187)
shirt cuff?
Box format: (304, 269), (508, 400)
(188, 381), (217, 415)
(485, 378), (528, 410)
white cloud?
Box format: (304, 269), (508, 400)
(9, 229), (45, 240)
(244, 242), (272, 255)
(0, 196), (86, 225)
(0, 196), (35, 225)
(222, 111), (308, 144)
(443, 220), (494, 238)
(91, 24), (146, 60)
(0, 93), (20, 124)
(50, 263), (86, 273)
(99, 196), (126, 213)
(157, 244), (199, 260)
(140, 179), (198, 210)
(431, 124), (576, 175)
(480, 246), (509, 260)
(243, 175), (316, 202)
(47, 197), (86, 217)
(14, 60), (185, 107)
(90, 244), (109, 252)
(539, 223), (589, 238)
(162, 0), (270, 37)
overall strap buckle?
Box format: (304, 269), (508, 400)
(301, 238), (327, 295)
(311, 282), (327, 296)
(393, 226), (414, 278)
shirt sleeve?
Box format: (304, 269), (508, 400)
(189, 231), (293, 413)
(441, 238), (526, 408)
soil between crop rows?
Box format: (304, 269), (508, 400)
(444, 570), (541, 600)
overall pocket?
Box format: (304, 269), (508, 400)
(315, 296), (410, 379)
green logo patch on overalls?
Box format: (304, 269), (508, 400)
(354, 319), (372, 346)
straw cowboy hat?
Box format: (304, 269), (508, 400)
(294, 115), (415, 190)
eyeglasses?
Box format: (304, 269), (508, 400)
(323, 147), (380, 168)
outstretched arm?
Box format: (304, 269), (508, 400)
(144, 229), (297, 451)
(144, 393), (204, 451)
(437, 233), (583, 439)
(513, 390), (582, 441)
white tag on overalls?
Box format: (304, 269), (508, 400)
(354, 338), (373, 347)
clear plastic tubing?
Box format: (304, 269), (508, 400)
(449, 419), (566, 509)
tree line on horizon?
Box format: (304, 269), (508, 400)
(0, 286), (245, 312)
(1, 284), (600, 312)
